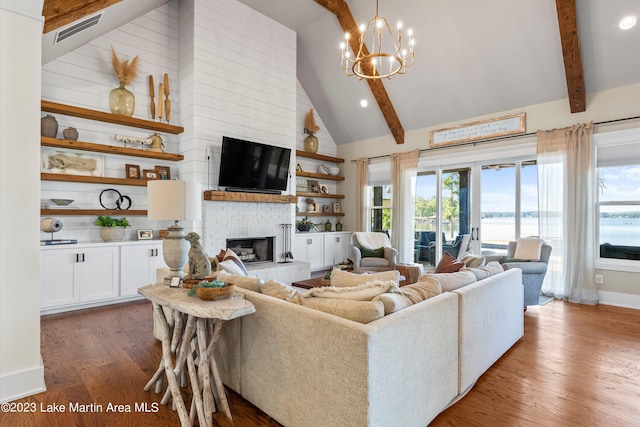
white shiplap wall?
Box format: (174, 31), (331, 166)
(41, 2), (180, 242)
(180, 0), (298, 259)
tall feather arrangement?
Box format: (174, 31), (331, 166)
(304, 108), (320, 135)
(111, 45), (139, 87)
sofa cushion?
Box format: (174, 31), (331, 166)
(217, 248), (248, 276)
(302, 298), (384, 323)
(216, 270), (263, 292)
(462, 261), (505, 281)
(435, 252), (465, 273)
(459, 252), (486, 268)
(424, 270), (477, 292)
(330, 269), (400, 288)
(262, 280), (303, 303)
(513, 237), (544, 261)
(360, 246), (384, 258)
(372, 276), (442, 314)
(306, 280), (398, 301)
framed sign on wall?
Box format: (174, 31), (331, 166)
(429, 112), (526, 147)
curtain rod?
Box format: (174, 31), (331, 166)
(350, 115), (640, 163)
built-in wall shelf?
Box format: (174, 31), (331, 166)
(41, 209), (147, 216)
(203, 190), (297, 204)
(296, 212), (345, 217)
(296, 171), (344, 181)
(297, 191), (344, 199)
(41, 173), (148, 187)
(41, 137), (184, 161)
(41, 100), (184, 135)
(296, 150), (344, 163)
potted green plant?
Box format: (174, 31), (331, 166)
(94, 215), (130, 241)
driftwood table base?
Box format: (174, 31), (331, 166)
(139, 285), (255, 427)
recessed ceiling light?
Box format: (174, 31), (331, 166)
(619, 15), (637, 30)
(360, 99), (368, 108)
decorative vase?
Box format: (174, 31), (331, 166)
(336, 220), (343, 232)
(63, 127), (78, 141)
(304, 134), (318, 153)
(100, 227), (125, 242)
(41, 115), (58, 138)
(109, 84), (135, 117)
(324, 219), (332, 232)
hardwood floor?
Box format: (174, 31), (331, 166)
(1, 299), (638, 426)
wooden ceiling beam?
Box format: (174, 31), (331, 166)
(555, 0), (586, 113)
(315, 0), (405, 144)
(42, 0), (122, 34)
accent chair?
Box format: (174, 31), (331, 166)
(351, 232), (398, 272)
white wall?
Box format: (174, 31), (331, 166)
(40, 1), (180, 242)
(0, 1), (46, 402)
(337, 83), (640, 301)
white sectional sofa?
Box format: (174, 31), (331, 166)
(216, 268), (524, 427)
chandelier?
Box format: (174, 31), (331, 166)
(339, 0), (415, 80)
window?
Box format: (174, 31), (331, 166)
(368, 185), (391, 233)
(596, 129), (640, 267)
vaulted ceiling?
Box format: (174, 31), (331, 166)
(42, 0), (640, 145)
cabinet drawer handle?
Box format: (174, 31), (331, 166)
(75, 253), (85, 263)
(307, 239), (312, 244)
(336, 237), (340, 242)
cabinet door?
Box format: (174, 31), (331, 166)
(293, 235), (324, 270)
(77, 246), (119, 302)
(41, 249), (79, 308)
(324, 233), (351, 267)
(292, 235), (309, 263)
(120, 244), (165, 296)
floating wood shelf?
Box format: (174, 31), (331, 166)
(41, 173), (148, 187)
(203, 191), (297, 204)
(296, 212), (345, 217)
(296, 171), (344, 181)
(42, 100), (184, 134)
(296, 191), (345, 199)
(296, 150), (344, 163)
(41, 137), (184, 161)
(41, 209), (147, 216)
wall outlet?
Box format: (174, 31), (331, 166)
(595, 274), (604, 285)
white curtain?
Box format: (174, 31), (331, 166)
(537, 122), (598, 304)
(355, 158), (368, 232)
(391, 150), (419, 263)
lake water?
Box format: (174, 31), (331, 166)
(417, 217), (640, 246)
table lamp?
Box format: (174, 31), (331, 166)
(147, 180), (201, 285)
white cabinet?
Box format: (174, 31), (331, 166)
(41, 245), (119, 310)
(323, 233), (351, 266)
(120, 243), (165, 296)
(41, 240), (165, 314)
(293, 232), (352, 271)
(293, 234), (325, 270)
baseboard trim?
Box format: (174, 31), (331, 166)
(598, 290), (640, 310)
(0, 356), (46, 403)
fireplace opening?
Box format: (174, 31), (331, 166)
(226, 236), (274, 264)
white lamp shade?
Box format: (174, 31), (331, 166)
(147, 180), (201, 221)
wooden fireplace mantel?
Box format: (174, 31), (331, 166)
(203, 191), (297, 204)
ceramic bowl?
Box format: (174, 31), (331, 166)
(50, 199), (74, 206)
(328, 167), (340, 176)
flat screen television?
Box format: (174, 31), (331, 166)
(218, 136), (291, 193)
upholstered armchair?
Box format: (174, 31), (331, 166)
(428, 234), (471, 266)
(351, 232), (398, 272)
(414, 231), (446, 264)
(486, 240), (553, 307)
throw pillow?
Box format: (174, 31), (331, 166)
(330, 269), (400, 288)
(424, 270), (477, 292)
(216, 270), (263, 292)
(360, 247), (384, 258)
(462, 261), (505, 281)
(262, 280), (303, 304)
(302, 298), (385, 324)
(373, 276), (442, 315)
(217, 248), (248, 276)
(459, 252), (486, 268)
(435, 252), (465, 273)
(306, 280), (399, 301)
(513, 237), (544, 261)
